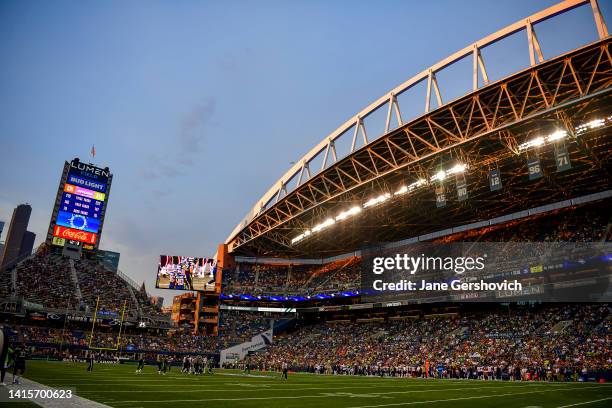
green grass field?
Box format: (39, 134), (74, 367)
(10, 360), (612, 407)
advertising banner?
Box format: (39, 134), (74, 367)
(219, 329), (273, 364)
(53, 225), (97, 244)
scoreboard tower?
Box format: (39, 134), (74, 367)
(46, 158), (113, 257)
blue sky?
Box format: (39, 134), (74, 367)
(1, 0), (609, 304)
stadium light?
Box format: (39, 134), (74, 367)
(291, 230), (309, 244)
(430, 163), (467, 182)
(394, 179), (427, 196)
(431, 170), (446, 182)
(292, 169), (458, 245)
(311, 217), (335, 233)
(575, 118), (606, 135)
(336, 206), (361, 221)
(547, 130), (567, 142)
(448, 163), (467, 175)
(363, 193), (391, 208)
(518, 130), (565, 152)
(394, 185), (408, 195)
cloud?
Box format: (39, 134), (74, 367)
(138, 98), (216, 183)
(178, 99), (215, 156)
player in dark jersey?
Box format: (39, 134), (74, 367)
(282, 362), (288, 380)
(136, 355), (145, 373)
(12, 345), (27, 384)
(168, 272), (176, 289)
(184, 265), (193, 290)
(182, 356), (189, 373)
(207, 357), (214, 374)
(157, 355), (164, 374)
(195, 356), (202, 375)
(87, 352), (94, 372)
(244, 357), (251, 375)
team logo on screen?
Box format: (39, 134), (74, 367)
(56, 210), (100, 233)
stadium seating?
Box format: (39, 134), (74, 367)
(251, 303), (610, 377)
(224, 199), (610, 298)
(14, 248), (79, 309)
(7, 324), (219, 354)
(0, 245), (168, 322)
(218, 311), (272, 347)
(74, 259), (138, 315)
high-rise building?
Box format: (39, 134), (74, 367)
(0, 204), (32, 269)
(18, 231), (36, 259)
(0, 204), (32, 270)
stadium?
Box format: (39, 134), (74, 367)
(0, 0), (611, 407)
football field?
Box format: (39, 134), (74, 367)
(12, 361), (612, 408)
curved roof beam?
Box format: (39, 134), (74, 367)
(226, 0), (608, 244)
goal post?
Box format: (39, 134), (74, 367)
(87, 297), (128, 351)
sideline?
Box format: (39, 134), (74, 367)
(0, 377), (111, 408)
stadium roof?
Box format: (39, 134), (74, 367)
(227, 1), (612, 259)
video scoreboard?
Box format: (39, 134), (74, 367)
(156, 255), (219, 293)
(47, 159), (113, 252)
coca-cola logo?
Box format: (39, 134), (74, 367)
(63, 229), (87, 240)
(53, 226), (97, 244)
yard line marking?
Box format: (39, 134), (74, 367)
(76, 384), (555, 394)
(556, 397), (612, 408)
(346, 386), (605, 408)
(101, 385), (602, 404)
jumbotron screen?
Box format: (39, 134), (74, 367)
(156, 255), (217, 292)
(49, 159), (112, 250)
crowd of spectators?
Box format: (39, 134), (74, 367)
(13, 248), (78, 309)
(0, 245), (168, 322)
(251, 304), (610, 379)
(5, 324), (219, 354)
(438, 201), (610, 243)
(225, 258), (362, 296)
(133, 286), (167, 321)
(219, 311), (272, 347)
(224, 200), (610, 298)
(74, 260), (137, 315)
(3, 308), (286, 355)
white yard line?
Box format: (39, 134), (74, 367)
(347, 386), (607, 408)
(556, 397), (612, 408)
(77, 384), (556, 394)
(103, 385), (600, 405)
